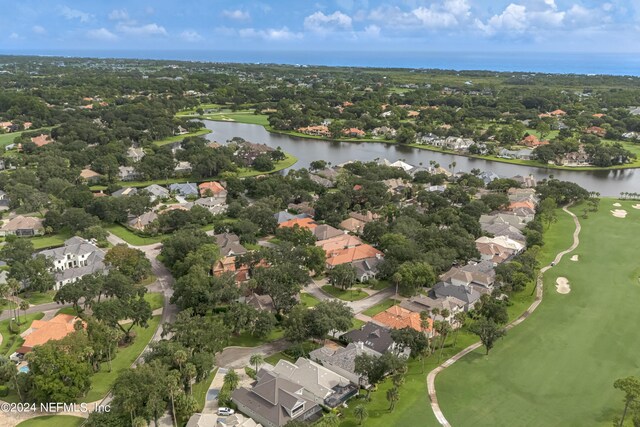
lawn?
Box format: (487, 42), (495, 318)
(193, 368), (218, 411)
(436, 200), (640, 427)
(0, 127), (54, 150)
(28, 233), (70, 250)
(16, 415), (85, 427)
(81, 315), (161, 402)
(300, 292), (321, 307)
(321, 285), (368, 302)
(0, 313), (45, 356)
(361, 299), (396, 317)
(178, 109), (271, 126)
(227, 328), (284, 347)
(19, 290), (56, 305)
(144, 292), (165, 311)
(104, 224), (165, 246)
(153, 128), (212, 146)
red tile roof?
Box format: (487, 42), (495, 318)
(19, 314), (86, 353)
(325, 244), (382, 267)
(198, 181), (226, 196)
(372, 306), (432, 333)
(278, 217), (317, 230)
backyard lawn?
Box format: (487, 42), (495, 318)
(16, 415), (85, 427)
(28, 233), (70, 250)
(0, 313), (45, 357)
(81, 315), (161, 402)
(321, 285), (368, 302)
(227, 328), (284, 347)
(436, 200), (640, 426)
(153, 128), (212, 146)
(104, 224), (165, 246)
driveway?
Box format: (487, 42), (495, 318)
(216, 339), (291, 369)
(305, 279), (396, 314)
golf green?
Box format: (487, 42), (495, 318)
(436, 200), (640, 426)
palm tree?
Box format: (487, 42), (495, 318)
(224, 369), (240, 391)
(250, 353), (264, 373)
(453, 312), (467, 346)
(318, 413), (340, 427)
(19, 300), (29, 324)
(392, 272), (402, 297)
(392, 372), (405, 388)
(354, 404), (368, 425)
(386, 387), (400, 412)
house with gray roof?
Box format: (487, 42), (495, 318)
(195, 196), (227, 214)
(128, 211), (158, 231)
(341, 322), (398, 356)
(309, 342), (380, 386)
(39, 237), (107, 290)
(273, 211), (309, 224)
(482, 222), (526, 243)
(169, 182), (199, 196)
(400, 295), (465, 324)
(351, 257), (381, 282)
(141, 184), (169, 202)
(111, 187), (138, 198)
(118, 166), (141, 181)
(309, 174), (334, 188)
(268, 358), (357, 408)
(0, 215), (44, 237)
(480, 213), (530, 230)
(214, 233), (247, 257)
(312, 224), (343, 241)
(431, 282), (482, 311)
(231, 370), (321, 427)
(126, 147), (145, 162)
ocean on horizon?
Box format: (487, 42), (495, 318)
(2, 49), (640, 77)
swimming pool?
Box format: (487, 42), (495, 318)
(18, 366), (29, 373)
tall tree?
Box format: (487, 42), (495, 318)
(469, 318), (506, 355)
(613, 376), (640, 427)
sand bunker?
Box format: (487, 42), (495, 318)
(611, 209), (628, 218)
(633, 204), (640, 210)
(613, 202), (622, 207)
(570, 255), (579, 262)
(556, 277), (571, 294)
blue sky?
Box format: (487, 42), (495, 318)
(1, 1), (638, 53)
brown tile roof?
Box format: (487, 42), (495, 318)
(198, 181), (226, 196)
(317, 234), (363, 253)
(30, 134), (53, 147)
(372, 305), (432, 333)
(19, 314), (86, 353)
(279, 217), (317, 230)
(1, 215), (44, 232)
(325, 244), (382, 267)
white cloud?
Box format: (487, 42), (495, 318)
(60, 6), (92, 23)
(363, 24), (381, 37)
(108, 9), (130, 21)
(9, 32), (21, 40)
(304, 11), (353, 33)
(32, 25), (46, 35)
(87, 28), (118, 41)
(116, 23), (167, 37)
(180, 30), (203, 42)
(222, 9), (250, 21)
(239, 27), (302, 41)
(476, 4), (528, 34)
(543, 0), (557, 11)
(369, 0), (470, 29)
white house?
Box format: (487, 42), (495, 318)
(39, 237), (107, 289)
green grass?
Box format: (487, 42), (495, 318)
(19, 290), (56, 305)
(351, 318), (366, 330)
(104, 224), (165, 246)
(0, 313), (45, 356)
(321, 285), (368, 301)
(193, 368), (218, 411)
(236, 153), (298, 177)
(28, 233), (70, 250)
(300, 292), (321, 307)
(81, 315), (161, 402)
(361, 299), (396, 317)
(264, 351), (295, 366)
(56, 307), (79, 316)
(144, 292), (164, 311)
(153, 129), (212, 146)
(436, 200), (640, 427)
(0, 127), (54, 149)
(179, 109), (271, 126)
(227, 328), (284, 347)
(16, 415), (85, 427)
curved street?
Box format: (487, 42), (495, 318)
(427, 205), (581, 427)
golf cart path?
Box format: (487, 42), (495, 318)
(426, 205), (581, 427)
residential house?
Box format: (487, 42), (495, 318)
(231, 370), (322, 427)
(287, 202), (315, 218)
(0, 121), (14, 132)
(186, 414), (218, 427)
(297, 125), (331, 137)
(341, 128), (365, 138)
(118, 166), (141, 181)
(199, 181), (227, 198)
(383, 178), (413, 196)
(498, 148), (533, 160)
(274, 211), (310, 224)
(585, 126), (606, 137)
(511, 175), (537, 188)
(549, 109), (567, 116)
(0, 216), (44, 237)
(195, 197), (227, 215)
(169, 182), (199, 197)
(269, 358), (357, 408)
(112, 187), (138, 198)
(622, 132), (640, 140)
(316, 234), (363, 253)
(17, 314), (86, 354)
(313, 168), (339, 181)
(235, 142), (274, 166)
(400, 295), (465, 324)
(325, 244), (382, 269)
(141, 184), (170, 202)
(440, 261), (496, 294)
(39, 237), (107, 289)
(127, 147), (146, 162)
(475, 236), (525, 264)
(312, 224), (343, 241)
(246, 293), (276, 313)
(308, 174), (334, 188)
(215, 414), (262, 427)
(128, 211), (158, 231)
(214, 233), (247, 257)
(431, 282), (481, 311)
(371, 126), (396, 138)
(479, 213), (530, 230)
(213, 256), (252, 283)
(339, 217), (366, 234)
(0, 190), (10, 211)
(629, 107), (640, 116)
(175, 161), (192, 175)
(79, 169), (102, 183)
(508, 200), (536, 212)
(341, 322), (401, 356)
(351, 257), (381, 282)
(508, 188), (539, 204)
(478, 171), (501, 185)
(521, 135), (549, 148)
(372, 305), (432, 334)
(482, 223), (526, 243)
(309, 342), (380, 386)
(30, 134), (53, 148)
(279, 217), (317, 230)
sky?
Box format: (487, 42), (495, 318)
(1, 0), (638, 54)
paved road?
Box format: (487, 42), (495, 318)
(427, 205), (581, 427)
(216, 339), (291, 369)
(305, 279), (396, 314)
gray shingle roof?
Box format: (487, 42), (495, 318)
(341, 322), (394, 355)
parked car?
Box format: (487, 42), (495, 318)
(217, 407), (235, 416)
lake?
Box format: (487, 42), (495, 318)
(202, 120), (640, 196)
